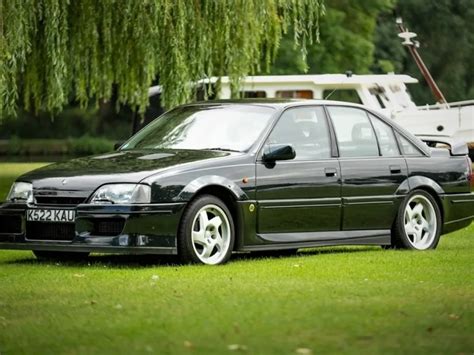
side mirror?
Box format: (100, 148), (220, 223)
(114, 142), (124, 151)
(262, 144), (296, 162)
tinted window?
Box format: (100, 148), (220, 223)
(276, 90), (313, 99)
(369, 114), (400, 156)
(328, 107), (379, 157)
(323, 89), (362, 104)
(122, 105), (274, 152)
(241, 91), (266, 98)
(265, 107), (331, 160)
(396, 133), (423, 156)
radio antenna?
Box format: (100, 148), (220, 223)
(324, 71), (353, 100)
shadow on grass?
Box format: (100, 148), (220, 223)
(3, 245), (381, 268)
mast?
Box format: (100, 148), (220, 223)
(396, 18), (448, 105)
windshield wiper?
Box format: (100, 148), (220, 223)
(203, 147), (242, 153)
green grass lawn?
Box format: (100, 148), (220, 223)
(0, 163), (473, 354)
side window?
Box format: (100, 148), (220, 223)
(265, 107), (331, 160)
(328, 106), (379, 157)
(396, 132), (423, 156)
(369, 114), (400, 157)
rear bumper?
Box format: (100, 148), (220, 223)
(0, 202), (186, 254)
(442, 192), (474, 234)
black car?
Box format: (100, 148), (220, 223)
(1, 100), (473, 265)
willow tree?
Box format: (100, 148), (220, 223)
(0, 0), (325, 118)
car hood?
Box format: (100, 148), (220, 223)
(19, 149), (230, 194)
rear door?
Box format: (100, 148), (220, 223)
(256, 106), (341, 235)
(326, 106), (408, 230)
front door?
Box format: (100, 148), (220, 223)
(256, 106), (341, 236)
(326, 106), (408, 230)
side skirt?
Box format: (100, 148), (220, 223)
(239, 230), (390, 252)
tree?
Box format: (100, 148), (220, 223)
(0, 0), (324, 117)
(373, 0), (474, 104)
(270, 0), (396, 74)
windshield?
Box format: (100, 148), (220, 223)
(121, 104), (274, 152)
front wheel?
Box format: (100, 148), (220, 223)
(391, 190), (442, 250)
(178, 195), (235, 265)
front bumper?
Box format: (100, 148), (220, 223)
(0, 202), (186, 254)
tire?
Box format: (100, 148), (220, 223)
(178, 195), (235, 265)
(391, 189), (442, 250)
(33, 250), (90, 261)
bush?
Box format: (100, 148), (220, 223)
(0, 136), (114, 157)
(66, 136), (114, 156)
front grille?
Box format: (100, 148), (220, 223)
(92, 218), (125, 236)
(35, 196), (87, 206)
(26, 222), (75, 241)
(0, 215), (22, 234)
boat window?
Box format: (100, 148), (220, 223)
(241, 91), (267, 98)
(275, 90), (313, 99)
(328, 106), (379, 157)
(323, 89), (362, 104)
(265, 106), (331, 160)
(396, 133), (424, 156)
(369, 87), (388, 109)
(369, 114), (400, 156)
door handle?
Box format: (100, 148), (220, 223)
(390, 165), (401, 174)
(325, 168), (337, 177)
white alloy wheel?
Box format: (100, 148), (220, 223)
(403, 194), (438, 250)
(191, 204), (232, 264)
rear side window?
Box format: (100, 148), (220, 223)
(328, 106), (379, 157)
(396, 133), (423, 156)
(369, 114), (400, 156)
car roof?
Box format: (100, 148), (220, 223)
(184, 98), (367, 109)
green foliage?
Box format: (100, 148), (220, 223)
(373, 0), (474, 104)
(66, 135), (114, 156)
(0, 136), (113, 156)
(0, 105), (132, 140)
(270, 0), (396, 74)
(0, 0), (324, 117)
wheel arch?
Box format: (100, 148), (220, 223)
(403, 176), (445, 222)
(176, 175), (248, 202)
(177, 177), (248, 251)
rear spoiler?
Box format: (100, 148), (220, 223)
(416, 135), (468, 156)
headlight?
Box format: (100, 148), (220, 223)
(7, 182), (33, 203)
(90, 184), (151, 204)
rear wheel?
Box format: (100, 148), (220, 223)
(391, 190), (442, 250)
(178, 195), (235, 265)
(33, 250), (90, 261)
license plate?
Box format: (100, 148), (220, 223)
(26, 209), (75, 223)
